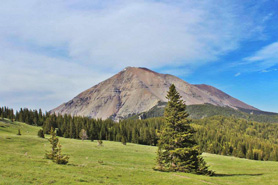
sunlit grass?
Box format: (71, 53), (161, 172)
(0, 118), (277, 184)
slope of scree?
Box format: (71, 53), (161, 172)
(51, 67), (258, 120)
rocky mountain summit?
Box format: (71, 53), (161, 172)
(51, 67), (258, 120)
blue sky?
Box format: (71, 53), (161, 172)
(0, 0), (277, 113)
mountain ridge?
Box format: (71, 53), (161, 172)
(51, 67), (259, 120)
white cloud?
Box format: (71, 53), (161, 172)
(0, 0), (268, 110)
(0, 46), (113, 111)
(235, 72), (241, 77)
(243, 42), (278, 71)
(0, 1), (265, 68)
(261, 68), (277, 73)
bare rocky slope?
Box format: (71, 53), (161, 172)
(51, 67), (258, 120)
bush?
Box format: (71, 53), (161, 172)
(38, 129), (45, 138)
(97, 140), (103, 146)
(121, 137), (127, 145)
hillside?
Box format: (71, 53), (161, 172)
(51, 67), (258, 120)
(1, 119), (278, 184)
(135, 103), (278, 123)
(3, 106), (277, 161)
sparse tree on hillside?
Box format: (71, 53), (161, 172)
(79, 129), (88, 141)
(46, 127), (59, 160)
(154, 84), (214, 175)
(121, 136), (127, 145)
(38, 129), (45, 138)
(98, 140), (103, 146)
(46, 127), (69, 164)
(55, 142), (69, 164)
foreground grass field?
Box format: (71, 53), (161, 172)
(1, 119), (278, 185)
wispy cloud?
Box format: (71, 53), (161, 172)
(243, 41), (278, 71)
(0, 0), (271, 110)
(261, 68), (277, 73)
(235, 72), (241, 77)
(0, 45), (113, 110)
(0, 1), (266, 68)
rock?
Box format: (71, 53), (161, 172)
(51, 67), (258, 120)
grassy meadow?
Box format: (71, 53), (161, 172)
(1, 119), (278, 185)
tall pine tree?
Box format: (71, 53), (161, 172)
(154, 84), (214, 175)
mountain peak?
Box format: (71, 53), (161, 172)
(52, 67), (258, 120)
(122, 66), (158, 73)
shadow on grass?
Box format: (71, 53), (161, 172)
(214, 173), (263, 177)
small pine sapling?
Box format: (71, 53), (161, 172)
(38, 129), (45, 138)
(17, 129), (21, 136)
(46, 127), (69, 164)
(121, 136), (127, 145)
(54, 142), (69, 164)
(79, 129), (88, 141)
(97, 140), (103, 146)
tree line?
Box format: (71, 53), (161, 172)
(134, 103), (278, 123)
(0, 107), (14, 121)
(1, 106), (278, 161)
(193, 116), (278, 161)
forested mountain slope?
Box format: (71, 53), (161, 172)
(133, 103), (278, 123)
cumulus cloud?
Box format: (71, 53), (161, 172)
(0, 0), (269, 110)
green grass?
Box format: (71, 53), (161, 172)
(1, 119), (278, 184)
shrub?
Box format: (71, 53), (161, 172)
(97, 140), (103, 146)
(38, 129), (45, 138)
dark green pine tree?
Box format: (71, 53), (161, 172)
(38, 129), (45, 138)
(154, 84), (214, 175)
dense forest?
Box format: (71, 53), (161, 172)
(1, 106), (278, 161)
(134, 103), (278, 123)
(193, 116), (278, 161)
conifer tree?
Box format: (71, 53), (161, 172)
(121, 136), (127, 145)
(17, 129), (21, 136)
(46, 127), (59, 160)
(38, 129), (45, 138)
(54, 142), (69, 164)
(46, 127), (69, 164)
(154, 84), (214, 175)
(79, 129), (88, 141)
(98, 140), (103, 146)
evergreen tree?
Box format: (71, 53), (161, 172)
(79, 129), (88, 141)
(46, 127), (59, 160)
(121, 136), (127, 145)
(154, 84), (213, 175)
(17, 129), (21, 136)
(98, 140), (103, 146)
(38, 129), (45, 138)
(46, 127), (69, 164)
(54, 142), (69, 164)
